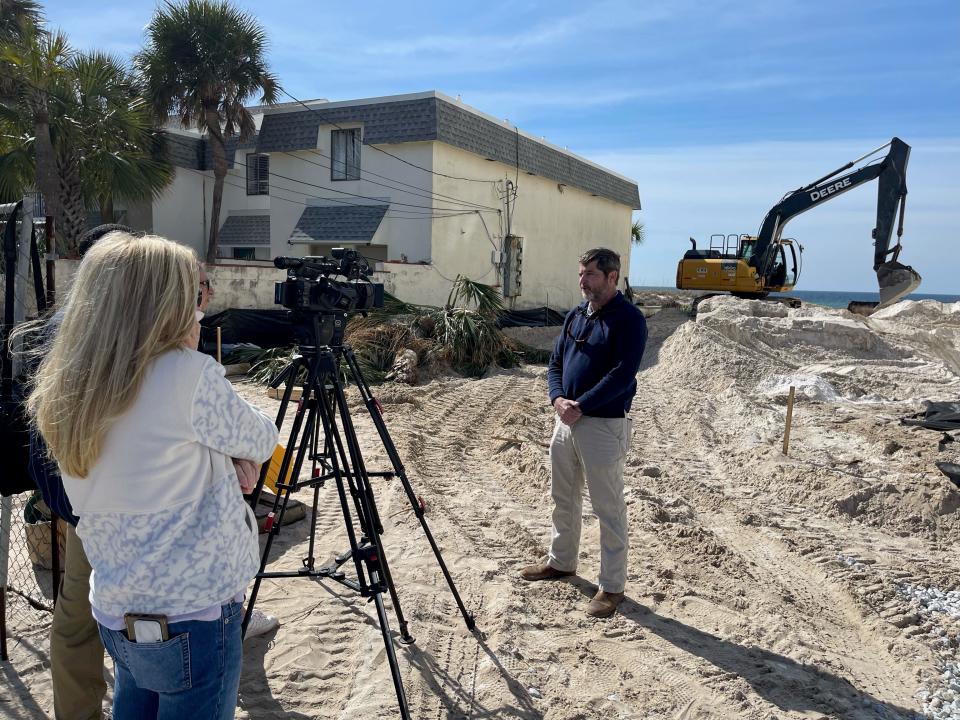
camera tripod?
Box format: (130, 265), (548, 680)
(242, 311), (475, 719)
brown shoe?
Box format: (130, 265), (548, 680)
(586, 591), (624, 618)
(520, 563), (574, 582)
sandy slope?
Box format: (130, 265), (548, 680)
(4, 298), (959, 719)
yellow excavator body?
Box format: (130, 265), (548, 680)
(675, 257), (796, 296)
(676, 235), (799, 298)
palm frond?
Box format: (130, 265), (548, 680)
(631, 219), (645, 246)
(245, 345), (301, 386)
(429, 307), (513, 377)
(445, 275), (505, 319)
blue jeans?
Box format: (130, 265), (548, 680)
(98, 601), (243, 720)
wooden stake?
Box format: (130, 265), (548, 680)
(216, 326), (222, 364)
(783, 385), (796, 455)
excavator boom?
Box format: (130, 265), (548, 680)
(677, 137), (922, 306)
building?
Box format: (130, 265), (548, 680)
(144, 91), (640, 310)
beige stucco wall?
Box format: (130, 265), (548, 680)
(373, 262), (446, 307)
(202, 262), (285, 313)
(431, 144), (634, 310)
(7, 259), (284, 316)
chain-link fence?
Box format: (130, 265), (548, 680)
(3, 492), (58, 608)
(1, 491), (57, 660)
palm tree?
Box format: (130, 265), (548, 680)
(631, 219), (645, 246)
(0, 24), (71, 235)
(0, 0), (41, 46)
(136, 0), (279, 264)
(0, 49), (174, 252)
(66, 53), (173, 225)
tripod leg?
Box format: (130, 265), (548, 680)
(344, 348), (476, 631)
(248, 358), (299, 511)
(371, 577), (412, 720)
(304, 410), (325, 570)
(312, 373), (371, 588)
(243, 358), (322, 638)
(326, 357), (415, 643)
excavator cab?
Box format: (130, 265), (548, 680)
(770, 239), (800, 291)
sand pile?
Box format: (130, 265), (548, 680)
(5, 300), (960, 719)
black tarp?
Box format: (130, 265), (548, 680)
(496, 307), (566, 328)
(901, 401), (960, 431)
(936, 462), (960, 488)
(200, 309), (293, 351)
(201, 306), (569, 346)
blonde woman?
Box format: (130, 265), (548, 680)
(27, 232), (278, 719)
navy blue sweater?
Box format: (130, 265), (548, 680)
(547, 292), (648, 418)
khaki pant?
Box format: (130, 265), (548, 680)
(51, 523), (105, 720)
(547, 415), (631, 593)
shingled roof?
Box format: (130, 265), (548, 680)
(288, 204), (388, 245)
(164, 92), (640, 209)
(218, 214), (270, 245)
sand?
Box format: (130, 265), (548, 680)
(3, 297), (960, 719)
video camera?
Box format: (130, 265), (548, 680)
(274, 248), (384, 314)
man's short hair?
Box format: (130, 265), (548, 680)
(578, 248), (620, 277)
(78, 223), (135, 259)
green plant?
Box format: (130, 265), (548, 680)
(1, 40), (173, 249)
(243, 345), (300, 385)
(430, 306), (516, 378)
(631, 219), (645, 246)
(445, 274), (504, 318)
(137, 0), (278, 263)
(0, 24), (71, 228)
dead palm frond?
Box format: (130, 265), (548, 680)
(430, 307), (516, 377)
(245, 345), (301, 386)
(346, 324), (431, 384)
(445, 275), (504, 319)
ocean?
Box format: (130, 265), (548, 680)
(771, 290), (959, 308)
(635, 287), (960, 309)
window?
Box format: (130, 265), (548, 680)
(331, 129), (361, 180)
(232, 247), (256, 260)
(246, 153), (269, 195)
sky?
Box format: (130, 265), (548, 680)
(42, 0), (960, 293)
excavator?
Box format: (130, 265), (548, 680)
(675, 137), (921, 309)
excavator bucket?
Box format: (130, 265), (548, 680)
(876, 260), (922, 308)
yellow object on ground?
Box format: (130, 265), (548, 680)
(263, 444), (293, 493)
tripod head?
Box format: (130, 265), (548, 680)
(290, 310), (349, 350)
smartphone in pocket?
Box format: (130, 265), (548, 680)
(124, 613), (170, 643)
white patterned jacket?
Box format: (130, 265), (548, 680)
(63, 349), (279, 618)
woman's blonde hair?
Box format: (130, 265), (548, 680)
(28, 232), (199, 477)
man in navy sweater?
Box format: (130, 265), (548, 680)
(521, 247), (647, 618)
